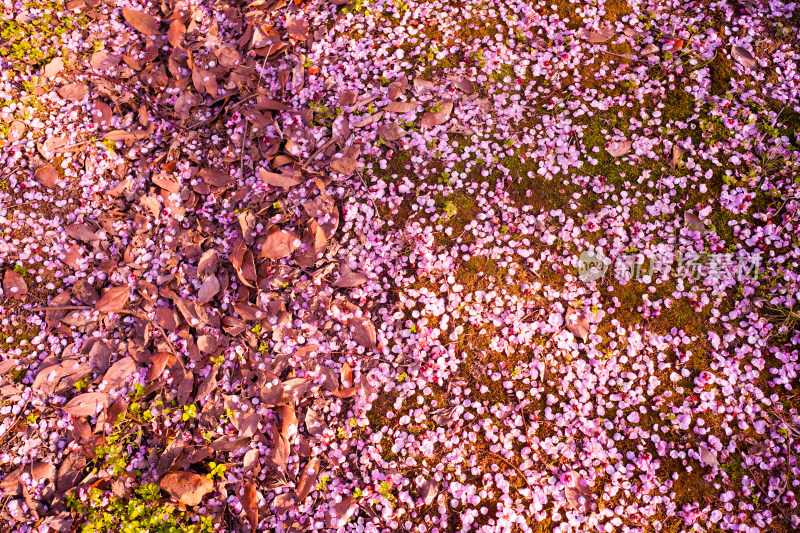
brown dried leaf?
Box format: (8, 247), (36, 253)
(34, 164), (58, 188)
(377, 122), (406, 141)
(260, 226), (300, 260)
(259, 168), (301, 188)
(122, 7), (160, 35)
(58, 83), (88, 102)
(167, 20), (186, 47)
(65, 223), (98, 242)
(159, 471), (214, 506)
(420, 478), (438, 505)
(42, 57), (64, 79)
(286, 14), (309, 40)
(383, 101), (418, 113)
(584, 25), (615, 43)
(243, 481), (259, 532)
(732, 46), (757, 69)
(333, 264), (368, 288)
(63, 392), (108, 417)
(197, 275), (220, 304)
(330, 156), (357, 175)
(349, 316), (377, 349)
(565, 308), (590, 342)
(89, 51), (120, 70)
(3, 270), (27, 301)
(413, 77), (435, 94)
(420, 100), (453, 129)
(684, 211), (706, 232)
(146, 351), (170, 382)
(605, 140), (632, 157)
(295, 457), (320, 501)
(94, 285), (130, 312)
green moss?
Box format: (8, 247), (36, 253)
(66, 484), (213, 533)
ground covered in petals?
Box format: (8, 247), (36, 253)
(1, 0), (800, 532)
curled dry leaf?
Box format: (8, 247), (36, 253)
(34, 164), (59, 188)
(295, 457), (321, 501)
(377, 122), (406, 141)
(420, 478), (439, 505)
(259, 168), (301, 188)
(65, 223), (98, 242)
(3, 270), (28, 301)
(383, 101), (418, 113)
(699, 445), (720, 467)
(349, 316), (377, 349)
(159, 471), (214, 506)
(243, 481), (259, 532)
(330, 155), (358, 175)
(684, 211), (707, 232)
(94, 285), (130, 312)
(584, 25), (615, 43)
(122, 7), (160, 35)
(333, 264), (368, 288)
(58, 83), (88, 102)
(260, 225), (300, 260)
(732, 46), (757, 69)
(565, 308), (589, 342)
(413, 77), (435, 94)
(605, 140), (632, 157)
(63, 392), (108, 417)
(565, 473), (593, 513)
(420, 100), (453, 129)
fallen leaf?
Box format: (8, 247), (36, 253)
(295, 457), (320, 501)
(584, 25), (615, 43)
(333, 264), (368, 288)
(383, 101), (418, 113)
(94, 285), (130, 312)
(42, 57), (64, 79)
(420, 479), (438, 505)
(159, 471), (214, 506)
(663, 38), (684, 53)
(3, 270), (27, 301)
(243, 481), (259, 532)
(699, 445), (720, 467)
(684, 211), (706, 232)
(260, 226), (300, 260)
(420, 100), (453, 129)
(122, 7), (160, 35)
(197, 275), (220, 304)
(65, 223), (98, 242)
(377, 122), (406, 141)
(732, 46), (757, 69)
(57, 83), (88, 102)
(565, 308), (589, 342)
(605, 140), (632, 157)
(89, 51), (120, 70)
(259, 168), (301, 188)
(330, 156), (358, 175)
(286, 14), (309, 40)
(349, 316), (377, 348)
(63, 392), (108, 417)
(34, 164), (58, 188)
(413, 77), (435, 94)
